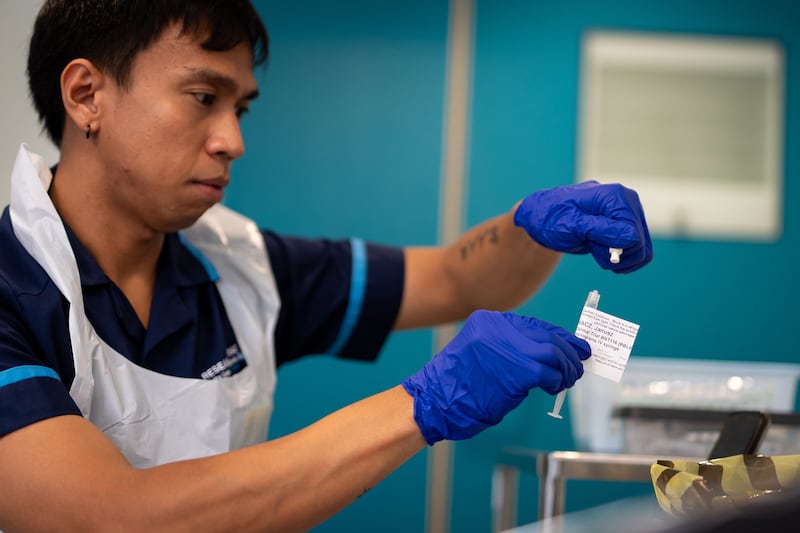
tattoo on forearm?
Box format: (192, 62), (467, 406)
(459, 225), (499, 261)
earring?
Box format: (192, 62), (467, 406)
(85, 124), (91, 139)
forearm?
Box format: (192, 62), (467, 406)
(144, 386), (425, 532)
(0, 386), (425, 533)
(397, 205), (561, 329)
(449, 205), (561, 308)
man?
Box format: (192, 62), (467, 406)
(0, 1), (652, 531)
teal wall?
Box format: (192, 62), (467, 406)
(228, 2), (448, 531)
(226, 0), (800, 531)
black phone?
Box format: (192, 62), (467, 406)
(707, 410), (771, 459)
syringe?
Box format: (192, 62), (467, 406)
(547, 289), (600, 419)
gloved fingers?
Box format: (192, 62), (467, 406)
(577, 214), (653, 273)
(536, 335), (585, 386)
(568, 333), (591, 361)
(587, 214), (653, 273)
(514, 181), (653, 268)
(567, 182), (653, 272)
(403, 310), (591, 444)
(579, 214), (641, 249)
(503, 319), (586, 393)
(589, 241), (652, 273)
(509, 333), (584, 391)
(612, 210), (653, 273)
(573, 181), (644, 218)
(513, 191), (591, 254)
(515, 314), (591, 363)
(554, 330), (591, 364)
(573, 179), (601, 190)
(534, 363), (576, 395)
(491, 313), (589, 397)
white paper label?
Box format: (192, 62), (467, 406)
(575, 306), (640, 382)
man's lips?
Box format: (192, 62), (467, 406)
(191, 177), (228, 201)
(193, 177), (228, 189)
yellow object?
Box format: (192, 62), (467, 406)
(651, 454), (800, 518)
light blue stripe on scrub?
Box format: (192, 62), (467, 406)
(325, 238), (367, 356)
(178, 233), (220, 281)
(0, 365), (60, 387)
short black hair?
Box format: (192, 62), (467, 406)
(27, 0), (269, 147)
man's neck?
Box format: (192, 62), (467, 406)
(49, 156), (163, 328)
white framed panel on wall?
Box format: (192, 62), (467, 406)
(578, 31), (784, 241)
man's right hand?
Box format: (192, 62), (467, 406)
(402, 310), (591, 445)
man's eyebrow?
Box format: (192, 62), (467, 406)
(182, 67), (260, 101)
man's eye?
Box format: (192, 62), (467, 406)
(194, 93), (216, 106)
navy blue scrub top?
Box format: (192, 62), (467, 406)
(0, 206), (404, 438)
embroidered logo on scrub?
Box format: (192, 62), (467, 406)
(201, 344), (248, 379)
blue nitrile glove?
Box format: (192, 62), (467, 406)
(514, 180), (653, 273)
(402, 310), (591, 445)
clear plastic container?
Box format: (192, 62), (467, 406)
(568, 356), (800, 453)
(613, 406), (800, 457)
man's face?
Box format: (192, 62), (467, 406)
(96, 24), (258, 233)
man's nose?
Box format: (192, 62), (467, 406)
(207, 112), (245, 160)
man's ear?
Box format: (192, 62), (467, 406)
(60, 59), (105, 139)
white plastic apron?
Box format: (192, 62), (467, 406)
(8, 144), (278, 468)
